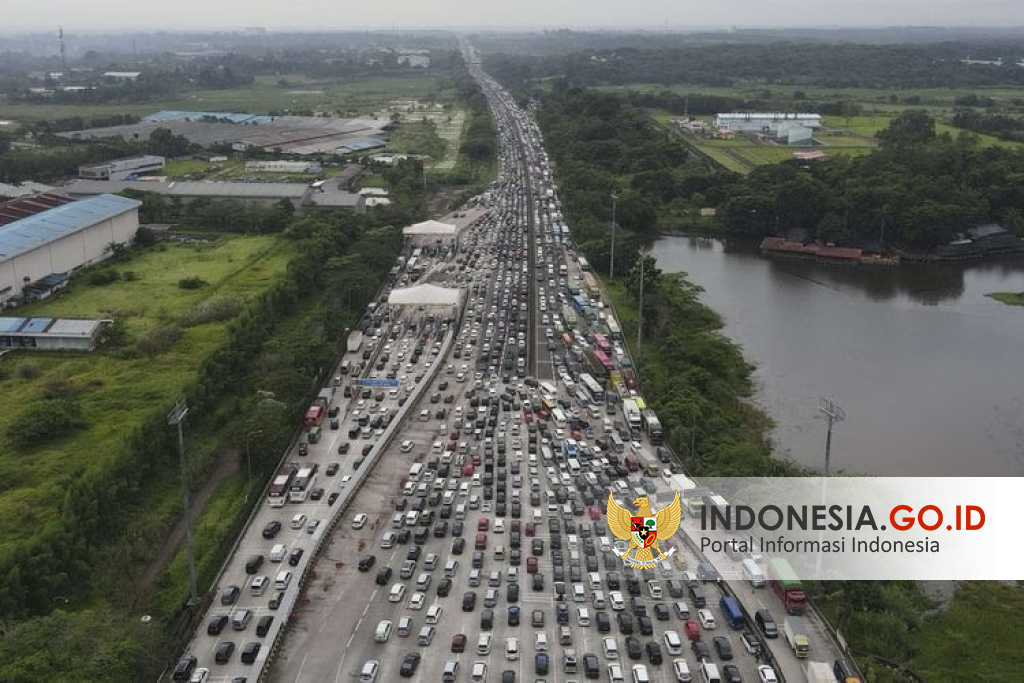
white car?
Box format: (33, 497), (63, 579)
(609, 591), (625, 611)
(408, 592), (426, 610)
(400, 440), (415, 453)
(340, 474), (352, 487)
(607, 663), (625, 683)
(697, 608), (716, 629)
(290, 513), (307, 530)
(757, 665), (779, 683)
(352, 513), (369, 529)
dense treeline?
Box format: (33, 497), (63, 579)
(537, 87), (734, 267)
(486, 42), (1024, 92)
(718, 111), (1024, 249)
(952, 109), (1024, 143)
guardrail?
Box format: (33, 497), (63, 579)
(806, 599), (873, 682)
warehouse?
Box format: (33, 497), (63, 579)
(715, 113), (822, 133)
(244, 160), (322, 174)
(402, 219), (459, 247)
(79, 155), (166, 180)
(0, 316), (107, 351)
(0, 193), (141, 307)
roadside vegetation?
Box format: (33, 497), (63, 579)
(987, 291), (1024, 306)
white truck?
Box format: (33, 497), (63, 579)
(347, 330), (364, 353)
(805, 661), (834, 683)
(741, 558), (766, 588)
(782, 617), (810, 659)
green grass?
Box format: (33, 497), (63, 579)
(987, 291), (1024, 306)
(0, 75), (453, 123)
(0, 236), (291, 552)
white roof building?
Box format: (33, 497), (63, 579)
(403, 219), (457, 236)
(387, 283), (462, 307)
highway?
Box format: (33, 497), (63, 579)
(175, 40), (851, 683)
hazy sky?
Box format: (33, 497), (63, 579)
(3, 0), (1023, 32)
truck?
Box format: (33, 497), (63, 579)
(622, 399), (642, 433)
(767, 557), (807, 615)
(741, 559), (766, 588)
(347, 330), (364, 354)
(804, 661), (833, 683)
(719, 595), (744, 629)
(642, 410), (663, 445)
(782, 617), (810, 659)
(669, 474), (697, 494)
(304, 395), (328, 428)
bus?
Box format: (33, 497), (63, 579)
(643, 410), (664, 445)
(289, 466), (317, 503)
(539, 381), (558, 397)
(578, 256), (591, 272)
(592, 333), (611, 354)
(607, 316), (622, 340)
(623, 399), (643, 433)
(551, 407), (567, 427)
(592, 349), (615, 374)
(579, 373), (604, 403)
(268, 470), (296, 507)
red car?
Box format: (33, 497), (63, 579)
(478, 517), (490, 531)
(588, 506), (601, 521)
(685, 619), (701, 641)
(526, 557), (539, 574)
(525, 523), (536, 537)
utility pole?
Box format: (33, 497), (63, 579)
(609, 191), (618, 279)
(818, 397), (846, 476)
(167, 400), (198, 606)
(636, 255), (645, 350)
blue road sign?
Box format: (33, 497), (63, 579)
(357, 378), (401, 388)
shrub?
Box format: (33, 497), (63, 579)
(7, 399), (86, 449)
(134, 324), (183, 356)
(121, 271), (139, 282)
(15, 364), (41, 380)
(87, 270), (120, 286)
(178, 276), (208, 290)
(180, 298), (243, 327)
(134, 226), (158, 247)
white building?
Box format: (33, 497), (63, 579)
(244, 160), (322, 174)
(0, 317), (106, 351)
(402, 219), (459, 247)
(79, 155), (165, 181)
(0, 194), (141, 307)
(715, 113), (822, 133)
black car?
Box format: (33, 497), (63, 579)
(262, 521), (281, 539)
(638, 615), (653, 636)
(691, 639), (712, 661)
(507, 583), (519, 602)
(653, 603), (670, 621)
(326, 462), (339, 476)
(502, 670), (515, 683)
(221, 585), (240, 605)
(713, 636), (734, 660)
(617, 612), (634, 634)
(437, 578), (453, 597)
(256, 615), (274, 637)
(245, 554), (264, 575)
(309, 487), (325, 501)
(288, 548), (304, 567)
(268, 590), (284, 610)
(508, 606), (520, 626)
(399, 652), (421, 677)
(535, 653), (549, 675)
(358, 555), (376, 572)
(723, 664), (743, 683)
(582, 652), (599, 679)
(625, 636), (643, 660)
(207, 614), (229, 635)
(337, 443), (350, 455)
(557, 603), (569, 625)
(328, 492), (339, 505)
(375, 567), (393, 585)
(214, 641), (235, 664)
(240, 641), (260, 664)
(452, 537), (465, 555)
(646, 641), (663, 665)
(407, 545), (421, 561)
(462, 591), (477, 612)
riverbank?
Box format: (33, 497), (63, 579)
(987, 291), (1024, 306)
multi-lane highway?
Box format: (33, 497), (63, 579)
(173, 40), (852, 683)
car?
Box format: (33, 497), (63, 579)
(358, 555), (376, 572)
(326, 462), (340, 476)
(288, 548), (304, 567)
(713, 636), (733, 660)
(698, 609), (716, 629)
(338, 443), (351, 455)
(625, 636), (642, 660)
(290, 514), (307, 530)
(723, 664), (743, 683)
(353, 513), (369, 529)
(268, 590), (285, 610)
(240, 641), (261, 664)
(399, 652), (421, 677)
(220, 585), (240, 605)
(328, 492), (339, 505)
(740, 630), (761, 656)
(452, 633), (467, 653)
(375, 567), (393, 585)
(462, 592), (477, 611)
(531, 609), (544, 627)
(262, 521), (282, 539)
(691, 640), (711, 662)
(214, 641), (235, 664)
(207, 614), (229, 635)
(401, 440), (415, 453)
(437, 578), (453, 596)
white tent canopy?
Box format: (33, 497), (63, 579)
(387, 283), (462, 307)
(402, 219), (457, 236)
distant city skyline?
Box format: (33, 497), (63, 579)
(3, 0), (1023, 33)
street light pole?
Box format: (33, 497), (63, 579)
(609, 191), (618, 279)
(636, 255), (645, 350)
(167, 400), (198, 606)
(818, 397), (846, 476)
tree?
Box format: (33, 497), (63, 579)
(877, 110), (936, 148)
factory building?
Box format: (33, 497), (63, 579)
(0, 316), (107, 351)
(715, 113), (822, 132)
(79, 155), (166, 181)
(244, 160), (322, 174)
(0, 193), (141, 307)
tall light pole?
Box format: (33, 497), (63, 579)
(609, 191), (618, 279)
(818, 397), (846, 476)
(167, 399), (198, 606)
(636, 255), (645, 350)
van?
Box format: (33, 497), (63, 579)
(391, 512), (404, 529)
(274, 570), (292, 590)
(494, 545), (505, 560)
(389, 584), (407, 602)
(689, 585), (706, 608)
(445, 559), (459, 577)
(477, 632), (492, 655)
(172, 655), (197, 681)
(742, 558), (766, 588)
(250, 575), (269, 596)
(588, 572), (602, 590)
(577, 607), (591, 626)
(231, 609), (252, 631)
(442, 661), (459, 683)
(603, 637), (619, 659)
(397, 616), (413, 637)
(374, 620), (392, 642)
(573, 584), (586, 602)
(673, 659), (693, 682)
(647, 580), (663, 599)
(270, 544), (287, 562)
(663, 630), (683, 655)
(593, 590), (607, 609)
(359, 659), (379, 682)
(469, 568), (482, 586)
(699, 661), (721, 683)
(426, 604), (443, 624)
(417, 626), (435, 646)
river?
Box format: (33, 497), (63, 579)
(650, 235), (1024, 476)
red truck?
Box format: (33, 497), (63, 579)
(304, 396), (328, 428)
(768, 557), (807, 615)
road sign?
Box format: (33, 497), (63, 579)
(357, 378), (401, 388)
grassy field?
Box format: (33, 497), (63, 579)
(0, 235), (291, 553)
(0, 75), (453, 123)
(987, 291), (1024, 306)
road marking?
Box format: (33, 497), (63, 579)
(291, 650), (312, 683)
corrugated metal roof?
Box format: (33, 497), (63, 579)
(65, 180), (307, 199)
(0, 317), (26, 333)
(21, 317), (53, 333)
(47, 319), (102, 337)
(0, 194), (140, 263)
